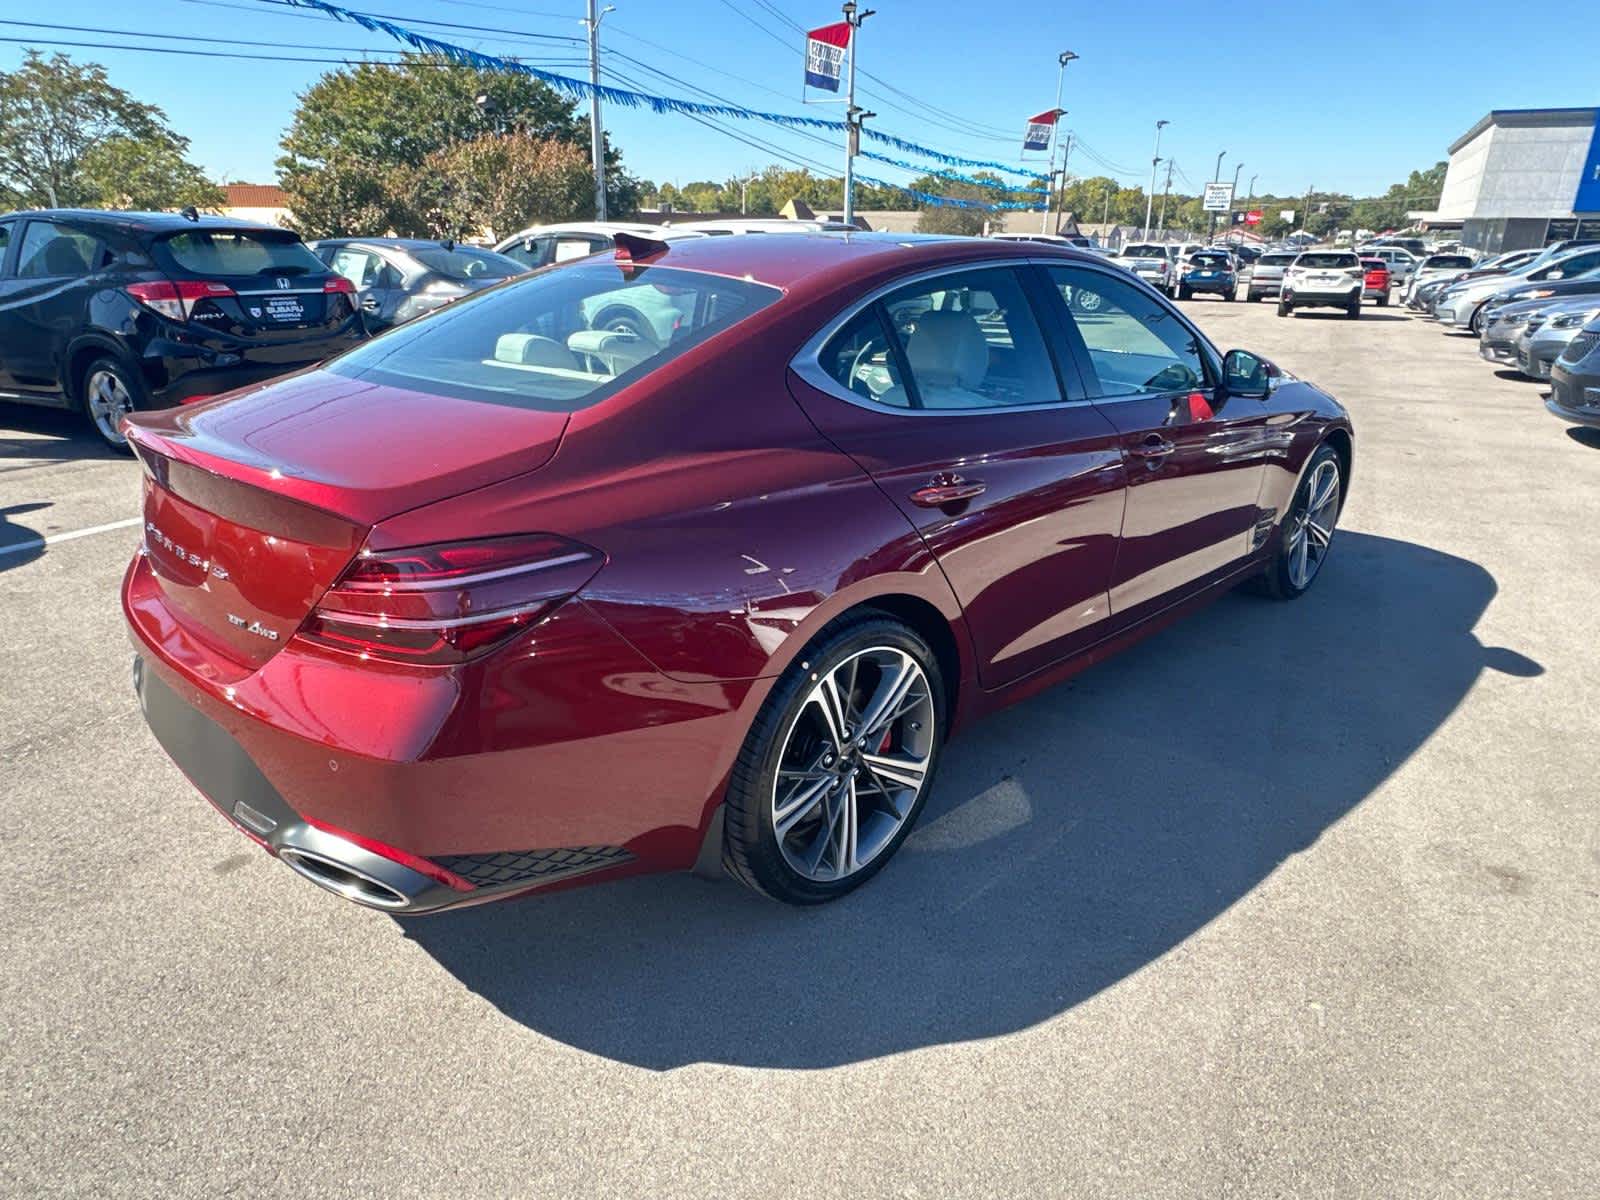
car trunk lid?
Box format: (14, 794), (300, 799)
(124, 371), (570, 669)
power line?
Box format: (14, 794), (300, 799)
(0, 18), (435, 56)
(0, 34), (453, 64)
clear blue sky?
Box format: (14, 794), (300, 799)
(4, 0), (1598, 202)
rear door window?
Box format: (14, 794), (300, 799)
(330, 247), (384, 289)
(15, 221), (101, 279)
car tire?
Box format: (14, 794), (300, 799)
(1253, 442), (1343, 601)
(1223, 287), (1235, 302)
(1379, 292), (1390, 307)
(79, 356), (146, 454)
(722, 614), (946, 905)
(1178, 285), (1191, 301)
(1468, 304), (1487, 335)
(1346, 296), (1361, 319)
(1277, 298), (1293, 318)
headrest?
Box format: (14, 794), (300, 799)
(904, 310), (988, 389)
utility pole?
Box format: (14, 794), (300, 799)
(840, 0), (875, 228)
(1050, 131), (1073, 235)
(1303, 182), (1313, 236)
(1041, 51), (1078, 234)
(1157, 158), (1174, 240)
(583, 1), (615, 221)
(1143, 119), (1169, 240)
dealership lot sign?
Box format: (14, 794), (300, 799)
(1576, 120), (1600, 212)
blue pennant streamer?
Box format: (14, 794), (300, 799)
(276, 0), (1043, 183)
(856, 174), (1044, 212)
(858, 150), (1046, 195)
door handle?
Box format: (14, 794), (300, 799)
(361, 295), (380, 312)
(910, 478), (986, 507)
(1129, 437), (1176, 460)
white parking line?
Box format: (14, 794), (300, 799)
(0, 516), (142, 559)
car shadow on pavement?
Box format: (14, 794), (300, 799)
(1564, 427), (1600, 449)
(0, 402), (121, 462)
(403, 531), (1535, 1070)
(1291, 312), (1408, 322)
(0, 501), (53, 572)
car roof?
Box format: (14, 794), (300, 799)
(0, 207), (283, 235)
(495, 221), (705, 243)
(312, 237), (486, 250)
(552, 230), (1098, 292)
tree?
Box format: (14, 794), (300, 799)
(78, 136), (223, 212)
(279, 54), (639, 236)
(0, 50), (217, 209)
(404, 134), (592, 240)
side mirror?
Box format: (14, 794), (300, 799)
(1223, 348), (1279, 399)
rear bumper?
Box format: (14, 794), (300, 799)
(1284, 288), (1359, 308)
(123, 550), (748, 910)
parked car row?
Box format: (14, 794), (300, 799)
(1402, 237), (1600, 431)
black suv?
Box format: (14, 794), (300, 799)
(0, 209), (366, 450)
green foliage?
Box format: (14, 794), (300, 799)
(0, 50), (219, 210)
(404, 134), (593, 239)
(78, 136), (223, 212)
(278, 54), (637, 237)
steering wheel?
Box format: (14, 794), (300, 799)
(848, 339), (888, 397)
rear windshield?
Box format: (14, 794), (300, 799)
(1259, 254), (1298, 266)
(1361, 259), (1386, 270)
(1423, 255), (1473, 269)
(323, 262), (781, 412)
(411, 246), (524, 280)
(1297, 253), (1359, 269)
(1191, 253), (1230, 265)
(158, 229), (326, 277)
(1123, 245), (1164, 257)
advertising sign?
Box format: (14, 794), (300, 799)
(1203, 182), (1234, 212)
(1245, 210), (1263, 225)
(1575, 119), (1600, 213)
(1280, 209), (1296, 223)
(804, 22), (851, 92)
(1023, 110), (1061, 153)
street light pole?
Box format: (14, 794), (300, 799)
(841, 0), (875, 228)
(1229, 162), (1243, 242)
(1042, 51), (1078, 234)
(1143, 119), (1168, 240)
(583, 0), (615, 221)
(1208, 149), (1226, 241)
(1157, 159), (1174, 239)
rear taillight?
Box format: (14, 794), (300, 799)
(125, 279), (236, 321)
(300, 534), (603, 665)
(324, 276), (356, 295)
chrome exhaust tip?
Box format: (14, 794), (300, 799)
(278, 846), (412, 910)
(271, 823), (446, 911)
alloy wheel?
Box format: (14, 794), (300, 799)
(771, 646), (935, 883)
(1285, 457), (1341, 589)
(85, 368), (133, 446)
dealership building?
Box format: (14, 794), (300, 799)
(1418, 107), (1600, 252)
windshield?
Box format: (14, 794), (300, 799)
(324, 262), (781, 412)
(1296, 253), (1359, 269)
(1423, 255), (1473, 269)
(158, 229), (326, 277)
(1259, 254), (1297, 266)
(1123, 245), (1164, 257)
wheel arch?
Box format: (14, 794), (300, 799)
(856, 592), (963, 729)
(64, 334), (138, 403)
(1321, 426), (1353, 512)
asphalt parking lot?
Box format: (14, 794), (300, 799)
(3, 297), (1598, 1198)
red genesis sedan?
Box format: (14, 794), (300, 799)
(123, 232), (1353, 911)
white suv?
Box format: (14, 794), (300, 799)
(1279, 251), (1364, 319)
